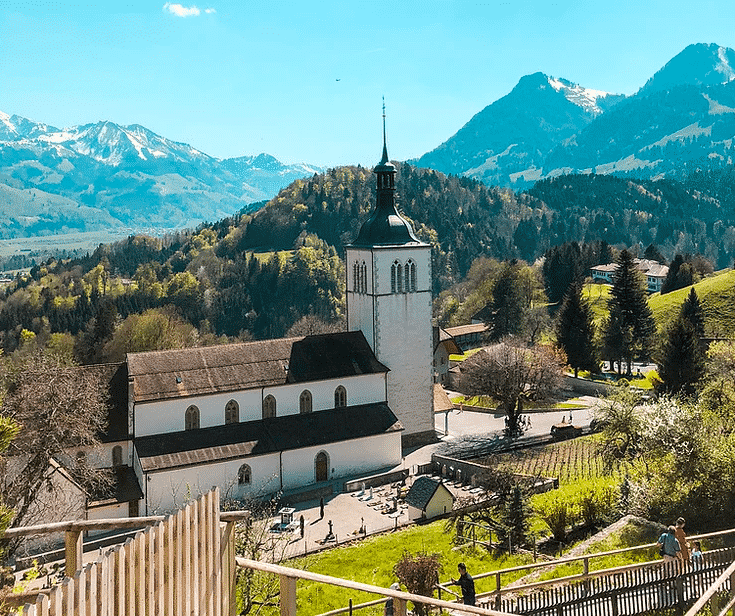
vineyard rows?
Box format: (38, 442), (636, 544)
(474, 436), (625, 485)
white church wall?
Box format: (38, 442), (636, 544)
(280, 432), (402, 491)
(142, 453), (281, 514)
(134, 389), (263, 437)
(58, 440), (131, 471)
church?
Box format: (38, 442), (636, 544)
(83, 126), (436, 516)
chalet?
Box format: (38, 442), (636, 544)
(590, 259), (669, 293)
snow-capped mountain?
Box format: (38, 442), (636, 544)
(412, 72), (624, 187)
(638, 43), (735, 96)
(0, 114), (323, 237)
(415, 42), (735, 190)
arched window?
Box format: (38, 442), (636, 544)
(391, 261), (398, 293)
(353, 262), (359, 292)
(404, 263), (410, 292)
(225, 399), (239, 424)
(396, 261), (403, 293)
(410, 261), (417, 291)
(361, 262), (367, 293)
(185, 405), (199, 431)
(238, 464), (251, 485)
(334, 385), (347, 408)
(315, 451), (329, 482)
(300, 390), (312, 414)
(112, 445), (123, 467)
(262, 395), (276, 419)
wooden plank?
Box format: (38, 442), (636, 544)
(36, 592), (49, 616)
(166, 514), (175, 616)
(176, 508), (184, 616)
(280, 575), (297, 616)
(193, 496), (201, 614)
(212, 490), (222, 616)
(147, 527), (156, 614)
(156, 521), (165, 614)
(87, 563), (97, 616)
(183, 501), (192, 616)
(135, 531), (145, 616)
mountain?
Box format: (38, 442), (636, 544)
(414, 43), (735, 190)
(412, 72), (624, 187)
(0, 113), (324, 238)
(638, 43), (735, 96)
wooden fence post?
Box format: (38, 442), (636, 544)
(64, 530), (83, 578)
(394, 598), (407, 616)
(280, 574), (297, 616)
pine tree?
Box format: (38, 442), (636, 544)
(488, 262), (526, 340)
(556, 282), (598, 377)
(606, 249), (656, 374)
(657, 289), (706, 396)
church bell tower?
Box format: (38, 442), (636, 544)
(345, 105), (434, 446)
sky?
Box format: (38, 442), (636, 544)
(2, 0), (735, 167)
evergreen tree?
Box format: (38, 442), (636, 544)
(657, 289), (706, 396)
(498, 486), (531, 552)
(487, 262), (526, 341)
(680, 288), (705, 337)
(606, 250), (656, 374)
(556, 282), (598, 377)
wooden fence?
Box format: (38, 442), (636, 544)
(493, 547), (735, 616)
(8, 488), (243, 616)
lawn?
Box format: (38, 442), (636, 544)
(285, 521), (534, 616)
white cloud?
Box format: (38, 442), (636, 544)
(163, 3), (216, 17)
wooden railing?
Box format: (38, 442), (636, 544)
(5, 488), (249, 616)
(234, 557), (517, 616)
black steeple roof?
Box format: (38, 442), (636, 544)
(350, 103), (422, 247)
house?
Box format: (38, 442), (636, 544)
(433, 327), (462, 384)
(405, 476), (455, 521)
(27, 125), (436, 519)
(443, 323), (489, 352)
(590, 259), (669, 293)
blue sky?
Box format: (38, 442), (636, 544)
(2, 0), (735, 166)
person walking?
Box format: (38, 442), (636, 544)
(657, 525), (682, 563)
(450, 562), (476, 606)
(675, 517), (690, 561)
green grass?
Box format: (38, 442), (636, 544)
(649, 269), (735, 333)
(449, 347), (482, 362)
(584, 269), (735, 335)
(288, 521), (534, 616)
(535, 519), (661, 582)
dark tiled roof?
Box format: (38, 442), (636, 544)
(135, 402), (402, 472)
(434, 384), (454, 414)
(128, 338), (300, 402)
(286, 332), (388, 382)
(88, 466), (144, 506)
(444, 323), (489, 337)
(75, 362), (129, 442)
(405, 476), (451, 510)
(435, 328), (462, 355)
(127, 332), (388, 403)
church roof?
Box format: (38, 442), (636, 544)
(127, 331), (388, 403)
(135, 402), (402, 472)
(351, 202), (422, 246)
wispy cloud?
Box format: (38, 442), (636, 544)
(163, 3), (216, 17)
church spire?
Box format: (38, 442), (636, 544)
(350, 101), (421, 246)
(380, 96), (389, 165)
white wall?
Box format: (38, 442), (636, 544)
(59, 440), (132, 470)
(346, 243), (435, 439)
(425, 488), (454, 519)
(143, 453), (281, 514)
(135, 374), (387, 437)
(280, 432), (402, 491)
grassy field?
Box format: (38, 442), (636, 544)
(285, 521), (534, 616)
(584, 269), (735, 335)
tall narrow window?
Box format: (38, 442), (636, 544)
(391, 262), (397, 293)
(334, 385), (347, 408)
(225, 399), (239, 424)
(353, 262), (359, 292)
(185, 405), (200, 430)
(300, 390), (312, 414)
(410, 261), (417, 291)
(238, 464), (251, 485)
(361, 262), (367, 293)
(262, 395), (276, 419)
(112, 445), (123, 467)
(404, 264), (410, 292)
(396, 261), (403, 293)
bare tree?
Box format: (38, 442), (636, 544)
(460, 340), (565, 437)
(392, 551), (442, 616)
(0, 351), (111, 543)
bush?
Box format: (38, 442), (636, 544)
(393, 551), (443, 616)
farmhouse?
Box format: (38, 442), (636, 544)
(590, 258), (669, 293)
